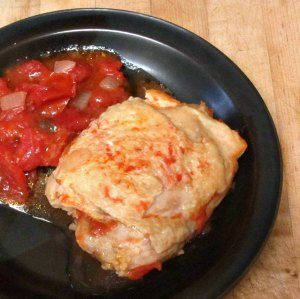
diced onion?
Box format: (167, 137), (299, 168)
(0, 91), (27, 110)
(70, 92), (91, 110)
(54, 60), (76, 73)
(99, 76), (120, 90)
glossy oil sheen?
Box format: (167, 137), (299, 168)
(0, 9), (282, 299)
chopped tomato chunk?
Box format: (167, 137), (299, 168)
(0, 106), (24, 122)
(70, 61), (92, 83)
(6, 60), (50, 86)
(55, 107), (91, 133)
(40, 127), (70, 166)
(26, 73), (76, 107)
(38, 98), (69, 118)
(89, 87), (128, 115)
(96, 56), (122, 74)
(127, 262), (162, 280)
(15, 128), (45, 171)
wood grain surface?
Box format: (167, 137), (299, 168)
(1, 0), (299, 298)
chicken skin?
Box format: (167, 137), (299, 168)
(45, 89), (247, 279)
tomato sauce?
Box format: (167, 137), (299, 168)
(77, 211), (118, 236)
(0, 51), (129, 203)
(127, 262), (162, 280)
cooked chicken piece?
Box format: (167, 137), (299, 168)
(45, 89), (247, 279)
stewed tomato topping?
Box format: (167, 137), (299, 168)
(0, 51), (129, 203)
(127, 262), (162, 280)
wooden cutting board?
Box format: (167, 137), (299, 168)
(1, 0), (299, 298)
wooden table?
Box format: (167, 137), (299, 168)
(1, 1), (299, 298)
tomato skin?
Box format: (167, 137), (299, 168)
(70, 61), (92, 83)
(0, 145), (28, 203)
(26, 73), (76, 107)
(0, 78), (11, 97)
(38, 98), (69, 118)
(0, 106), (25, 122)
(0, 111), (36, 152)
(89, 87), (128, 116)
(6, 60), (50, 86)
(96, 56), (122, 74)
(127, 262), (162, 280)
(55, 107), (91, 133)
(15, 128), (45, 171)
(41, 127), (70, 166)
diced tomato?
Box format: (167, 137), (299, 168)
(15, 82), (39, 93)
(0, 111), (36, 149)
(89, 87), (128, 115)
(70, 61), (92, 83)
(0, 106), (24, 122)
(96, 56), (122, 74)
(0, 145), (28, 203)
(15, 128), (45, 171)
(41, 127), (70, 166)
(54, 107), (91, 132)
(25, 73), (76, 107)
(127, 262), (162, 280)
(6, 60), (50, 86)
(38, 98), (69, 118)
(0, 78), (11, 97)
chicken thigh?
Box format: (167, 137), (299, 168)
(45, 89), (247, 279)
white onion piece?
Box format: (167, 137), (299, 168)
(0, 92), (27, 111)
(70, 92), (91, 110)
(54, 60), (76, 73)
(99, 76), (120, 90)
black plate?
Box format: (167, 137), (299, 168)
(0, 9), (282, 299)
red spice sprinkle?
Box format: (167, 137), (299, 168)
(135, 200), (150, 212)
(111, 197), (123, 203)
(168, 143), (174, 156)
(104, 186), (110, 197)
(176, 173), (182, 182)
(103, 185), (124, 203)
(143, 214), (158, 219)
(155, 151), (164, 158)
(171, 213), (182, 219)
(60, 194), (69, 202)
(125, 165), (135, 172)
(198, 160), (209, 169)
